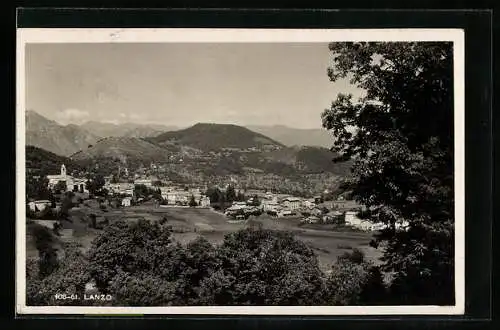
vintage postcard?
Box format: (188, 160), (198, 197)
(16, 28), (464, 315)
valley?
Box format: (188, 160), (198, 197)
(27, 200), (382, 273)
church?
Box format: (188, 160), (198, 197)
(47, 164), (89, 193)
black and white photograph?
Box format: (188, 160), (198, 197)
(16, 28), (464, 314)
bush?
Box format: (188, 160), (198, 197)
(45, 220), (389, 307)
(31, 225), (59, 279)
(325, 249), (387, 305)
(26, 245), (93, 306)
(338, 248), (364, 263)
(52, 222), (62, 236)
(87, 219), (173, 293)
(198, 228), (328, 305)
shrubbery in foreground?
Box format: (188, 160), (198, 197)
(27, 219), (385, 306)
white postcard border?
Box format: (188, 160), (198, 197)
(16, 28), (465, 315)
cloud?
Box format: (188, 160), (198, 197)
(55, 108), (90, 124)
(102, 119), (120, 125)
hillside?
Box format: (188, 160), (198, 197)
(26, 111), (100, 156)
(70, 137), (173, 164)
(295, 146), (352, 175)
(80, 121), (179, 138)
(149, 123), (284, 151)
(259, 146), (352, 176)
(26, 145), (83, 176)
(247, 125), (334, 148)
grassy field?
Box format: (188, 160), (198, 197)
(27, 202), (383, 272)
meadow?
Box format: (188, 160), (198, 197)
(26, 201), (382, 272)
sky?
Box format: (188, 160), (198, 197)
(25, 43), (363, 129)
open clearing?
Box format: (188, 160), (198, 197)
(27, 203), (383, 271)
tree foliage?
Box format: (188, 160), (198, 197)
(86, 174), (106, 196)
(84, 221), (331, 306)
(325, 249), (387, 306)
(134, 184), (161, 200)
(322, 42), (454, 304)
(26, 176), (52, 200)
(199, 228), (327, 305)
(225, 185), (237, 203)
(86, 219), (172, 293)
(248, 194), (261, 206)
(31, 224), (59, 278)
(206, 187), (222, 204)
(32, 245), (92, 306)
(27, 218), (396, 306)
(188, 195), (198, 207)
(60, 192), (74, 219)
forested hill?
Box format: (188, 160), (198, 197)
(149, 123), (284, 151)
(70, 137), (172, 163)
(26, 145), (83, 177)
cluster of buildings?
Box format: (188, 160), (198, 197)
(223, 190), (330, 219)
(106, 182), (135, 196)
(104, 177), (211, 207)
(35, 165), (409, 232)
(222, 189), (409, 232)
(159, 187), (210, 207)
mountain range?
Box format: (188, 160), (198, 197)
(25, 110), (100, 157)
(25, 111), (351, 185)
(25, 111), (333, 157)
(247, 125), (334, 149)
(25, 111), (179, 156)
(79, 121), (179, 139)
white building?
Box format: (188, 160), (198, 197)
(27, 200), (51, 212)
(302, 199), (316, 209)
(278, 209), (296, 218)
(47, 164), (88, 193)
(107, 183), (134, 196)
(189, 188), (202, 201)
(262, 200), (280, 212)
(164, 190), (190, 205)
(227, 201), (247, 211)
(121, 197), (132, 207)
(345, 211), (405, 232)
(198, 196), (211, 207)
(160, 187), (172, 200)
(134, 178), (152, 187)
(282, 197), (302, 210)
(395, 220), (410, 231)
(345, 211), (362, 227)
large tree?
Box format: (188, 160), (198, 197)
(225, 185), (237, 203)
(26, 243), (102, 306)
(87, 219), (173, 293)
(31, 225), (59, 279)
(26, 176), (52, 200)
(322, 42), (454, 304)
(86, 174), (106, 196)
(199, 228), (327, 305)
